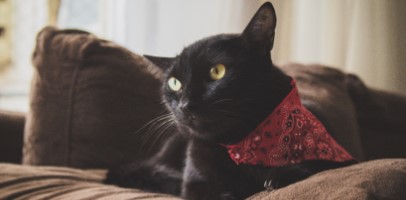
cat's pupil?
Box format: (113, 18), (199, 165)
(168, 77), (182, 91)
(210, 64), (226, 80)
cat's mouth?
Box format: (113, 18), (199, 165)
(179, 117), (209, 131)
(176, 112), (212, 130)
(173, 107), (245, 140)
(177, 114), (234, 138)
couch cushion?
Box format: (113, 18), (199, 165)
(0, 163), (180, 200)
(248, 159), (406, 200)
(24, 27), (168, 168)
(1, 159), (405, 200)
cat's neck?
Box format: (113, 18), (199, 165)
(219, 65), (293, 145)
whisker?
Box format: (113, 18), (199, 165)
(141, 118), (172, 146)
(212, 99), (234, 105)
(148, 121), (176, 153)
(134, 113), (173, 135)
(141, 115), (174, 140)
(142, 118), (176, 153)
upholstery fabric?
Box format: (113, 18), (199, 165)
(24, 26), (168, 168)
(1, 159), (405, 200)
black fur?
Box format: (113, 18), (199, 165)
(105, 2), (355, 199)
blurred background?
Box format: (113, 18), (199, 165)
(0, 0), (405, 112)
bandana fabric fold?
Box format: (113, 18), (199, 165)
(223, 82), (354, 167)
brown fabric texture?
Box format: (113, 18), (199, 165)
(280, 63), (365, 160)
(0, 111), (25, 163)
(0, 163), (181, 200)
(1, 159), (405, 200)
(248, 159), (406, 200)
(24, 26), (167, 168)
(346, 74), (406, 160)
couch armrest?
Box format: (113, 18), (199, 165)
(0, 110), (25, 163)
(347, 74), (406, 160)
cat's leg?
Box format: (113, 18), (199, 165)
(181, 140), (259, 200)
(182, 179), (237, 200)
(104, 134), (187, 195)
(266, 160), (356, 189)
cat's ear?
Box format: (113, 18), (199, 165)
(144, 55), (175, 70)
(241, 2), (277, 52)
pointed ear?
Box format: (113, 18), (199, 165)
(144, 55), (175, 70)
(242, 2), (277, 52)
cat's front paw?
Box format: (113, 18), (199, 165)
(184, 192), (237, 200)
(263, 179), (276, 191)
(104, 163), (182, 195)
(182, 182), (239, 200)
(265, 168), (311, 190)
(105, 163), (155, 189)
(219, 192), (237, 200)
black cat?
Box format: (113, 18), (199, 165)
(105, 2), (356, 200)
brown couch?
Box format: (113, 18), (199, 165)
(1, 27), (406, 200)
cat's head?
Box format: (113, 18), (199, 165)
(146, 2), (292, 143)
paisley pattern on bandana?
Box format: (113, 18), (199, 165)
(223, 81), (354, 167)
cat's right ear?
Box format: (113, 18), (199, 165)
(241, 2), (277, 52)
(144, 55), (175, 70)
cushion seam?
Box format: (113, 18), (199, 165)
(66, 65), (80, 166)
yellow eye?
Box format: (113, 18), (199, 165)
(210, 64), (226, 80)
(168, 77), (182, 91)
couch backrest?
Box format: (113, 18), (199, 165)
(21, 27), (405, 169)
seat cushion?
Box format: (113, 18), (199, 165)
(1, 159), (405, 200)
(0, 163), (181, 200)
(248, 159), (406, 200)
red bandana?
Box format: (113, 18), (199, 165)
(223, 81), (354, 167)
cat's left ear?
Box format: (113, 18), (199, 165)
(144, 55), (175, 70)
(241, 2), (277, 52)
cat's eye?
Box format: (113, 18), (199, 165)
(168, 77), (182, 91)
(210, 64), (226, 80)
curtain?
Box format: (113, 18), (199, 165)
(270, 0), (406, 95)
(2, 0), (404, 111)
(0, 0), (48, 111)
(48, 0), (61, 26)
(94, 0), (263, 57)
(59, 0), (406, 95)
(5, 0), (48, 81)
(56, 0), (406, 95)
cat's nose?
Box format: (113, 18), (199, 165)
(179, 102), (199, 121)
(179, 101), (198, 112)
